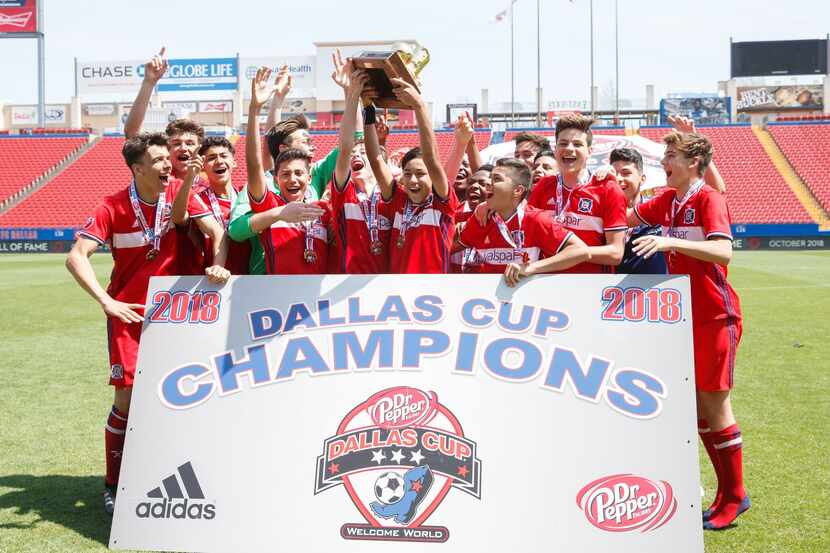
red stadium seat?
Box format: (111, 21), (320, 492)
(768, 123), (830, 215)
(0, 136), (88, 204)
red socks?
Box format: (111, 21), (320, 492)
(704, 423), (750, 529)
(104, 406), (128, 488)
(698, 419), (723, 516)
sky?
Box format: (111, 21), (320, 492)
(1, 0), (829, 114)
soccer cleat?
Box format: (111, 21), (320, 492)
(703, 494), (750, 530)
(103, 486), (116, 516)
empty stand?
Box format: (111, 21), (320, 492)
(768, 124), (830, 214)
(0, 136), (88, 204)
(0, 137), (130, 228)
(639, 126), (812, 224)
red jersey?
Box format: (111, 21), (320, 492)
(330, 177), (392, 274)
(249, 190), (331, 274)
(634, 182), (742, 325)
(450, 206), (481, 273)
(193, 182), (251, 275)
(527, 173), (627, 273)
(459, 205), (573, 273)
(77, 180), (210, 305)
(379, 183), (458, 274)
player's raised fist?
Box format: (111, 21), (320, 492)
(390, 78), (423, 108)
(143, 46), (168, 84)
(454, 112), (474, 144)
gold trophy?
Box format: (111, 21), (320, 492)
(353, 42), (430, 109)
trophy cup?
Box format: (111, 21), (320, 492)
(352, 42), (430, 109)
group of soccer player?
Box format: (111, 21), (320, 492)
(65, 48), (748, 530)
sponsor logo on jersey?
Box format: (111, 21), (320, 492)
(576, 474), (677, 533)
(314, 387), (481, 543)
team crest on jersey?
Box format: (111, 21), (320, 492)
(578, 198), (593, 213)
(110, 364), (124, 379)
(684, 208), (695, 224)
(314, 387), (481, 543)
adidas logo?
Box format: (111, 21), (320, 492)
(135, 461), (216, 520)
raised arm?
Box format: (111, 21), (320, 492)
(125, 47), (168, 138)
(261, 65), (292, 174)
(392, 78), (449, 199)
(444, 113), (473, 191)
(365, 110), (395, 200)
(171, 155), (203, 225)
(246, 67), (276, 203)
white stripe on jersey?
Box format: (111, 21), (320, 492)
(560, 211), (604, 233)
(268, 220), (328, 241)
(392, 208), (444, 230)
(476, 246), (542, 265)
(342, 203), (393, 230)
(112, 230), (148, 249)
(663, 225), (705, 242)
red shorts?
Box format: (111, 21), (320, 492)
(107, 317), (141, 388)
(693, 318), (742, 392)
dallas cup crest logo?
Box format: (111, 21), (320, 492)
(314, 386), (481, 543)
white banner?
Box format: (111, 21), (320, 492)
(77, 58), (239, 94)
(240, 55), (316, 97)
(481, 134), (668, 191)
(162, 102), (197, 114)
(198, 101), (232, 113)
(111, 274), (703, 553)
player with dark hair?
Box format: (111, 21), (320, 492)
(532, 149), (557, 185)
(245, 67), (329, 274)
(527, 114), (627, 273)
(450, 164), (491, 273)
(513, 132), (549, 169)
(610, 147), (666, 275)
(628, 131), (748, 530)
(365, 77), (458, 274)
(66, 133), (229, 515)
(459, 158), (589, 282)
(228, 62), (343, 274)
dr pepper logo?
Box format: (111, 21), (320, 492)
(577, 474), (677, 533)
(314, 387), (481, 543)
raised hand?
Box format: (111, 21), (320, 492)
(331, 48), (352, 90)
(251, 66), (275, 109)
(102, 298), (145, 323)
(390, 78), (423, 109)
(347, 70), (369, 99)
(454, 112), (474, 145)
(143, 46), (168, 84)
(274, 64), (293, 100)
(278, 202), (326, 223)
(184, 155), (204, 182)
(667, 114), (696, 134)
(376, 111), (390, 145)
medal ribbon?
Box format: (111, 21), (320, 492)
(399, 194), (433, 245)
(493, 207), (526, 262)
(206, 187), (236, 229)
(303, 219), (316, 262)
(555, 170), (592, 218)
(128, 179), (166, 254)
(668, 179), (704, 236)
(357, 188), (381, 245)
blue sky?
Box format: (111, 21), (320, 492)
(1, 0), (828, 111)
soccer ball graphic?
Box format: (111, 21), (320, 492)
(374, 472), (406, 504)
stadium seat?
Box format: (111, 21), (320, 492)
(0, 136), (88, 204)
(639, 126), (812, 224)
(768, 123), (830, 214)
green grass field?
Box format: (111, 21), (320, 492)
(1, 252), (828, 552)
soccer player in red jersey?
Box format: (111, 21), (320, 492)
(450, 165), (490, 273)
(527, 115), (627, 273)
(459, 158), (589, 282)
(628, 131), (748, 530)
(329, 66), (391, 274)
(172, 137), (251, 275)
(245, 67), (328, 274)
(531, 149), (557, 185)
(65, 133), (230, 514)
(365, 78), (458, 274)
